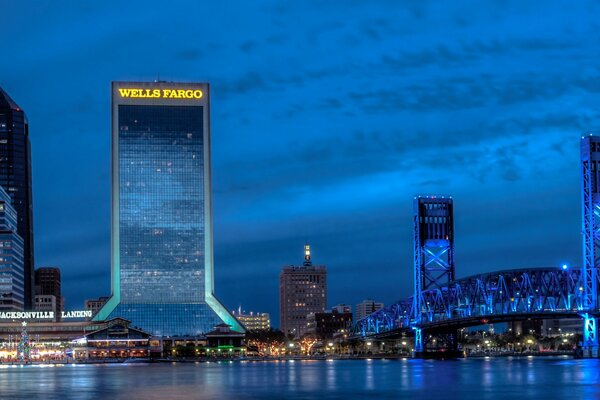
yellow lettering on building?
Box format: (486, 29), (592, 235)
(119, 88), (203, 99)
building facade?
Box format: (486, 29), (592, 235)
(95, 81), (242, 336)
(306, 310), (353, 339)
(355, 299), (384, 321)
(331, 304), (352, 314)
(280, 245), (327, 338)
(0, 87), (34, 310)
(85, 296), (109, 317)
(232, 311), (270, 331)
(34, 294), (57, 315)
(0, 185), (24, 311)
(35, 267), (62, 314)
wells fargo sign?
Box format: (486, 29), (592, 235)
(118, 88), (203, 99)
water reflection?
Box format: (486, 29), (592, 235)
(0, 358), (598, 399)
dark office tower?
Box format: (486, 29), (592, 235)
(95, 81), (243, 336)
(34, 267), (62, 313)
(0, 87), (34, 310)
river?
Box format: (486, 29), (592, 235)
(0, 357), (598, 399)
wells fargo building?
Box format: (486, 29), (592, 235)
(95, 81), (242, 336)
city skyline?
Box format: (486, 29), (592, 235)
(3, 1), (600, 328)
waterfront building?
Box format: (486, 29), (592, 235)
(355, 299), (384, 321)
(232, 310), (270, 331)
(0, 316), (151, 361)
(79, 318), (155, 360)
(85, 296), (109, 317)
(0, 87), (34, 309)
(279, 245), (327, 338)
(306, 309), (352, 340)
(205, 323), (245, 356)
(95, 81), (242, 336)
(0, 185), (24, 311)
(35, 267), (63, 314)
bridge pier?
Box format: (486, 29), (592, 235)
(582, 316), (599, 358)
(413, 327), (423, 353)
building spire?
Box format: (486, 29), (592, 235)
(303, 244), (312, 266)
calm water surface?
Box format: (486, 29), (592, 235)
(0, 357), (598, 399)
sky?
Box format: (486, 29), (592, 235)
(1, 0), (600, 328)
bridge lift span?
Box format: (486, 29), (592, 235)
(413, 196), (454, 353)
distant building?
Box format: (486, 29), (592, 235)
(355, 299), (384, 321)
(542, 318), (583, 335)
(280, 244), (327, 338)
(85, 296), (109, 317)
(0, 185), (24, 311)
(331, 304), (352, 315)
(0, 87), (35, 310)
(34, 294), (57, 316)
(232, 310), (270, 331)
(306, 310), (353, 339)
(35, 267), (63, 314)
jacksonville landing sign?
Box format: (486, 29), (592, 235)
(0, 310), (93, 320)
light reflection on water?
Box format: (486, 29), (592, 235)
(0, 357), (598, 399)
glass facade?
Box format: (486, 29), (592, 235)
(0, 87), (34, 310)
(0, 186), (24, 311)
(97, 82), (242, 336)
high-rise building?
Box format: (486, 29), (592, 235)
(280, 244), (327, 338)
(0, 87), (34, 309)
(95, 81), (242, 336)
(0, 185), (24, 311)
(355, 299), (384, 321)
(232, 310), (271, 331)
(34, 267), (63, 313)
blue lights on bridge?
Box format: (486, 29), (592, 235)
(352, 136), (600, 358)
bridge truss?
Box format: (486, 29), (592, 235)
(352, 267), (584, 338)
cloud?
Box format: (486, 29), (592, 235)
(175, 49), (203, 61)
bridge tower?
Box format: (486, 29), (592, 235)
(413, 196), (455, 353)
(581, 135), (600, 357)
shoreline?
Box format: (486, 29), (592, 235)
(0, 352), (580, 366)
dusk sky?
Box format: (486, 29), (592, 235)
(2, 1), (600, 327)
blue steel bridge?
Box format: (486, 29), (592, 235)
(351, 135), (600, 357)
(351, 266), (585, 337)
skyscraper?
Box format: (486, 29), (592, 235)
(0, 87), (34, 309)
(95, 81), (242, 336)
(280, 245), (327, 337)
(0, 185), (24, 311)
